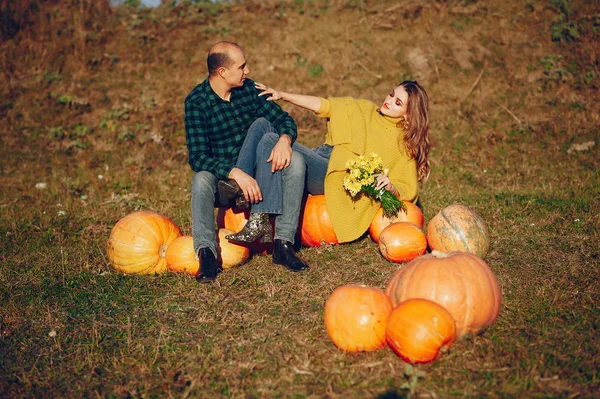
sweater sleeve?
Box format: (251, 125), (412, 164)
(316, 97), (331, 118)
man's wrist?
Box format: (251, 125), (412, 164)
(279, 134), (293, 145)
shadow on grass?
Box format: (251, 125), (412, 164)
(376, 390), (409, 399)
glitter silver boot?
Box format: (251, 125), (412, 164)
(225, 212), (273, 244)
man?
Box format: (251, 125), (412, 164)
(184, 41), (309, 283)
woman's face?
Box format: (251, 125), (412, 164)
(380, 85), (408, 119)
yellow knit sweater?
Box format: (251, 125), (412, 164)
(316, 97), (418, 243)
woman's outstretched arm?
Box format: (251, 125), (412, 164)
(256, 82), (322, 113)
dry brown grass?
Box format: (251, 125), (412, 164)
(1, 0), (599, 397)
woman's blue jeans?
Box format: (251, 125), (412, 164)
(290, 142), (332, 195)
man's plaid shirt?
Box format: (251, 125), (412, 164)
(184, 78), (297, 180)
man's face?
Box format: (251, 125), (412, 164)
(222, 47), (249, 88)
(380, 85), (409, 119)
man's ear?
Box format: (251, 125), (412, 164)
(218, 67), (227, 78)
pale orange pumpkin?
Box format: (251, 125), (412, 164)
(426, 204), (490, 258)
(386, 250), (501, 338)
(218, 228), (251, 269)
(299, 194), (338, 247)
(165, 236), (199, 275)
(107, 211), (181, 274)
(386, 298), (457, 364)
(378, 222), (427, 263)
(369, 201), (424, 243)
(165, 231), (250, 274)
(324, 284), (392, 352)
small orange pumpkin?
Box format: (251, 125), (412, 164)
(217, 207), (250, 232)
(369, 201), (424, 243)
(299, 194), (338, 247)
(218, 228), (251, 269)
(426, 204), (489, 258)
(165, 231), (251, 274)
(386, 250), (501, 338)
(107, 211), (181, 274)
(378, 222), (427, 263)
(386, 298), (456, 364)
(217, 208), (273, 254)
(324, 284), (392, 352)
(165, 236), (199, 275)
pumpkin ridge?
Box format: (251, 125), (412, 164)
(107, 235), (156, 251)
(131, 213), (164, 242)
(456, 258), (471, 336)
(441, 208), (472, 253)
(472, 213), (489, 254)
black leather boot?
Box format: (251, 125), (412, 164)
(272, 239), (309, 272)
(218, 179), (248, 209)
(195, 248), (222, 283)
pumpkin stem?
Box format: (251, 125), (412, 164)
(431, 250), (450, 259)
(158, 244), (168, 258)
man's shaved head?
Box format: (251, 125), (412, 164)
(207, 41), (244, 76)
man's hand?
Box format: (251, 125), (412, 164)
(267, 135), (293, 172)
(229, 168), (262, 204)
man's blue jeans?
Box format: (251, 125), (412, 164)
(191, 118), (307, 257)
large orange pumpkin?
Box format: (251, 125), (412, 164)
(386, 250), (501, 338)
(386, 298), (456, 364)
(324, 284), (392, 352)
(107, 211), (181, 274)
(378, 222), (427, 263)
(426, 204), (489, 258)
(299, 194), (338, 247)
(369, 201), (424, 243)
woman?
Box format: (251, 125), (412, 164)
(226, 80), (430, 244)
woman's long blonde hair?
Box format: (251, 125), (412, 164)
(398, 80), (430, 183)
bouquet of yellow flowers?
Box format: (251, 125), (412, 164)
(343, 153), (405, 218)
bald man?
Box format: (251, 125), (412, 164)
(184, 42), (308, 283)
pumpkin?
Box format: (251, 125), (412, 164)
(324, 284), (392, 352)
(217, 207), (250, 232)
(386, 250), (501, 338)
(299, 194), (338, 247)
(426, 204), (489, 258)
(165, 231), (251, 274)
(378, 222), (427, 263)
(165, 236), (199, 275)
(218, 228), (251, 269)
(369, 201), (424, 243)
(107, 211), (181, 274)
(217, 207), (273, 254)
(386, 298), (456, 364)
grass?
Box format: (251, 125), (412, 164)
(1, 0), (599, 397)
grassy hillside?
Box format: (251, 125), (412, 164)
(1, 0), (599, 397)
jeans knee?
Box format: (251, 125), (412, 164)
(248, 117), (272, 134)
(257, 132), (280, 152)
(191, 171), (217, 195)
(285, 151), (306, 180)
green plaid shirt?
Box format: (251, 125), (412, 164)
(184, 78), (297, 180)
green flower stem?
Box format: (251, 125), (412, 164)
(361, 184), (406, 218)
